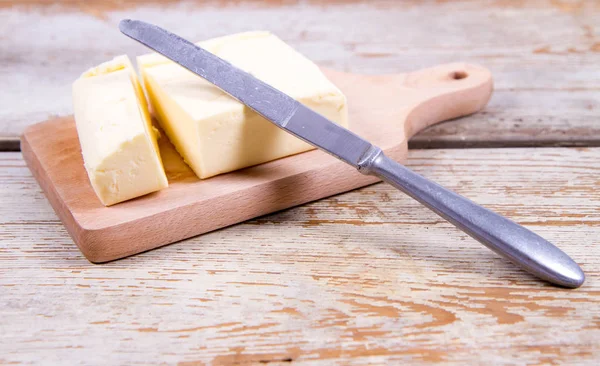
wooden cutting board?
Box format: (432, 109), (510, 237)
(21, 63), (492, 263)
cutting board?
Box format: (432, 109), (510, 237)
(22, 63), (493, 263)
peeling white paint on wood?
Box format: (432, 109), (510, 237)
(1, 147), (599, 364)
(1, 0), (599, 147)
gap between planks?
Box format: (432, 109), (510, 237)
(4, 133), (600, 152)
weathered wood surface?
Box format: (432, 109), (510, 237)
(1, 147), (599, 364)
(1, 0), (600, 151)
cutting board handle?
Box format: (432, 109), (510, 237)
(323, 63), (492, 143)
(402, 63), (493, 139)
(23, 63), (494, 263)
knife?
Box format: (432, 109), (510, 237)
(119, 19), (585, 288)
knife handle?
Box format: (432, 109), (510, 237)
(360, 148), (584, 288)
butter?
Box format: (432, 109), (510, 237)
(138, 31), (348, 179)
(72, 55), (168, 206)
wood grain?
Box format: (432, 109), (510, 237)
(1, 147), (599, 364)
(1, 0), (599, 150)
(20, 64), (492, 263)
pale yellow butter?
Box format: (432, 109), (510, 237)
(138, 31), (348, 179)
(72, 56), (168, 206)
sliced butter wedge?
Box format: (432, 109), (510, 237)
(138, 31), (348, 179)
(72, 55), (168, 206)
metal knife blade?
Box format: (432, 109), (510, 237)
(118, 19), (585, 288)
(119, 19), (373, 167)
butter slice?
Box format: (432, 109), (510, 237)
(73, 55), (168, 206)
(138, 31), (348, 179)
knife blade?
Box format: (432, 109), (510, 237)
(118, 20), (372, 167)
(119, 19), (585, 288)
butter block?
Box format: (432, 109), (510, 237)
(73, 55), (168, 206)
(138, 31), (348, 179)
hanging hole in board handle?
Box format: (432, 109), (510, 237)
(450, 70), (468, 80)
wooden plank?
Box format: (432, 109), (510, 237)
(1, 147), (599, 364)
(1, 0), (599, 149)
(410, 90), (600, 148)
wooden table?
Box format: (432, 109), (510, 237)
(1, 1), (599, 364)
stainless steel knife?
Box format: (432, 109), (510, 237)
(119, 19), (585, 288)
